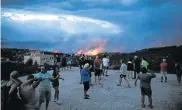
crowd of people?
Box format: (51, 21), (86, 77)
(55, 55), (73, 71)
(78, 54), (182, 109)
(1, 47), (182, 110)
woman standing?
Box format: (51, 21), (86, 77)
(61, 55), (67, 71)
(81, 63), (90, 99)
(127, 58), (134, 79)
(52, 65), (64, 105)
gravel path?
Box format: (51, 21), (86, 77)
(19, 67), (182, 110)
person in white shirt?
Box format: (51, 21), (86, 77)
(117, 60), (131, 88)
(102, 55), (110, 76)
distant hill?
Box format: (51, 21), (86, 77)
(1, 45), (182, 73)
(97, 45), (182, 73)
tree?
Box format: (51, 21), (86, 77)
(25, 58), (33, 66)
(34, 60), (38, 66)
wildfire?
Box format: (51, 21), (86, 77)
(52, 50), (60, 53)
(76, 47), (103, 56)
(75, 38), (106, 56)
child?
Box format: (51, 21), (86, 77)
(117, 60), (131, 88)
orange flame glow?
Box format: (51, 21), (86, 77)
(75, 38), (106, 56)
(52, 50), (60, 53)
(76, 47), (104, 56)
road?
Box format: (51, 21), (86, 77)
(20, 67), (182, 110)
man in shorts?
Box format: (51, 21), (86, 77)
(102, 55), (110, 76)
(160, 58), (168, 82)
(35, 66), (52, 110)
(135, 67), (156, 108)
(117, 60), (131, 87)
(94, 56), (102, 85)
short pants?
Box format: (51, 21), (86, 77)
(141, 87), (152, 97)
(39, 87), (51, 103)
(83, 81), (90, 91)
(95, 69), (101, 76)
(67, 61), (71, 65)
(120, 74), (126, 78)
(103, 66), (109, 69)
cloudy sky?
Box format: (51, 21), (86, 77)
(1, 0), (182, 53)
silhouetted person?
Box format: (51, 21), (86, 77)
(175, 61), (182, 84)
(133, 56), (141, 79)
(135, 68), (156, 108)
(127, 58), (134, 79)
(160, 59), (168, 82)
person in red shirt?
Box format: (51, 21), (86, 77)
(94, 56), (102, 85)
(160, 59), (168, 82)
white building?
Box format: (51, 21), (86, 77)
(24, 50), (55, 65)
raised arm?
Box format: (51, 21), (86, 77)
(52, 74), (60, 80)
(49, 73), (60, 81)
(32, 78), (42, 88)
(22, 79), (35, 86)
(59, 77), (64, 80)
(150, 72), (156, 78)
(9, 83), (21, 95)
(10, 77), (22, 85)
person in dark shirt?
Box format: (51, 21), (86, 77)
(79, 57), (85, 84)
(56, 55), (61, 62)
(83, 56), (93, 86)
(56, 55), (61, 68)
(52, 65), (64, 105)
(175, 61), (182, 85)
(61, 55), (67, 71)
(133, 56), (141, 79)
(127, 58), (134, 79)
